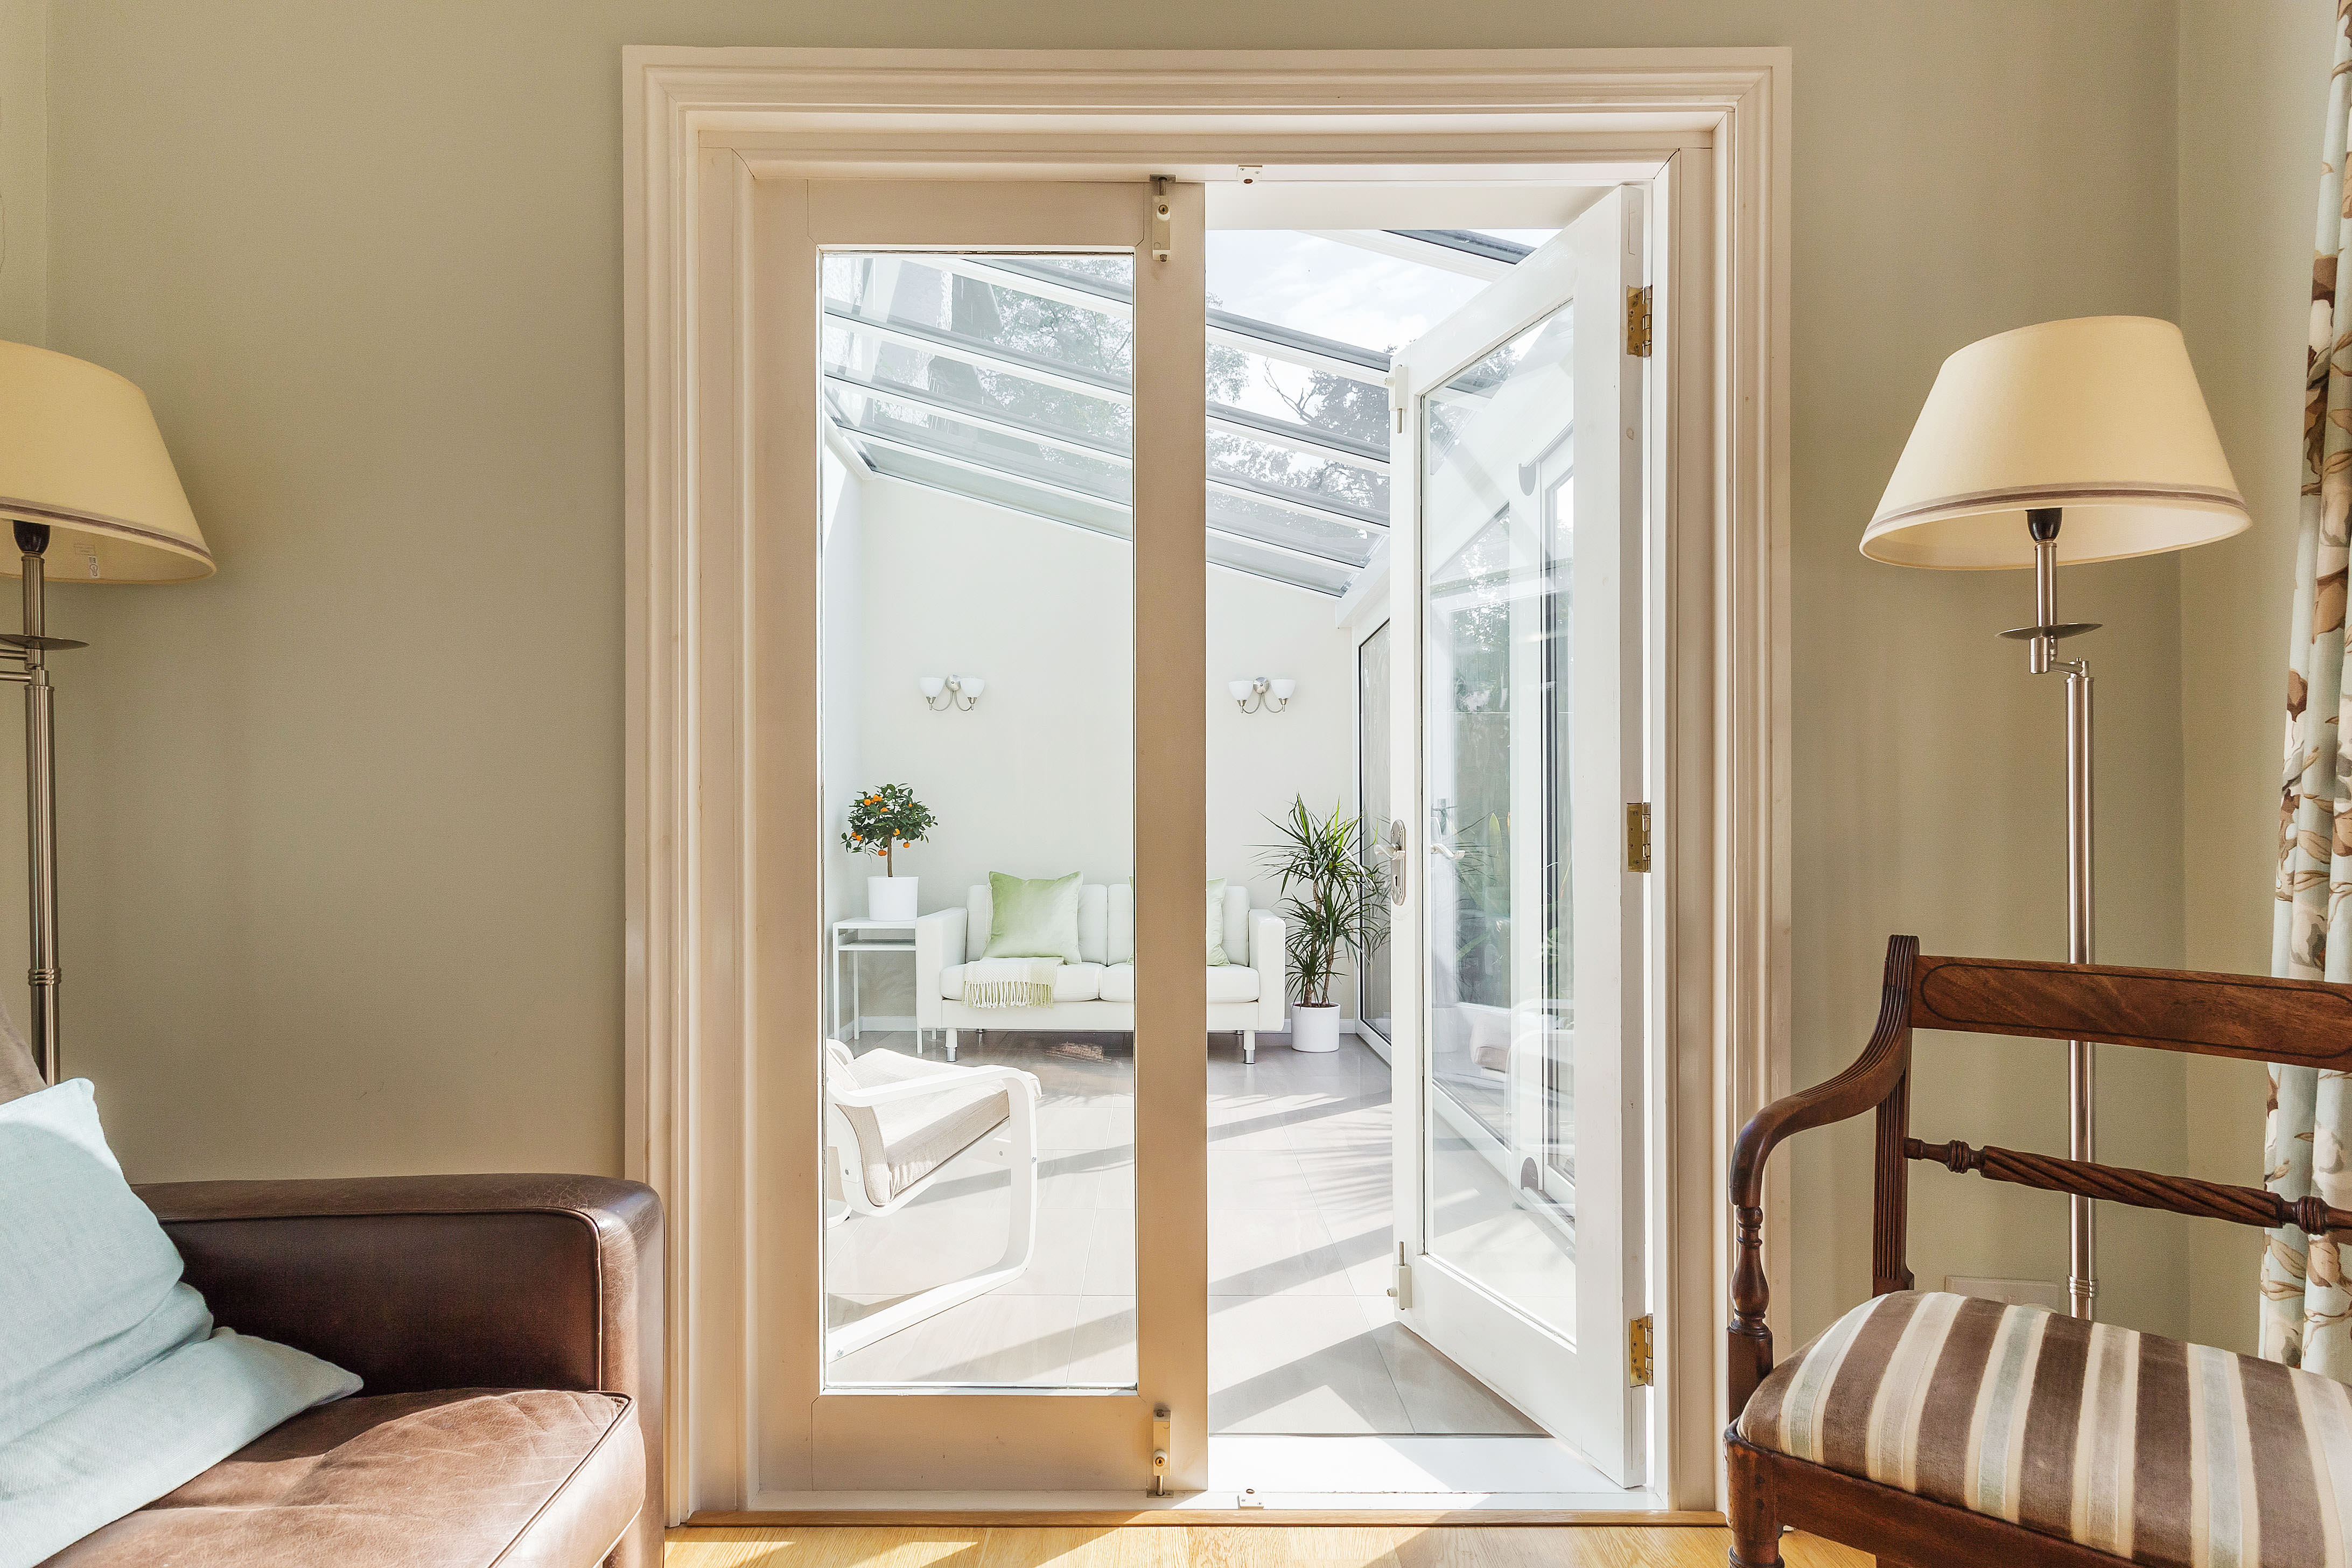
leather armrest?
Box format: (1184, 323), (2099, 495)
(137, 1173), (663, 1568)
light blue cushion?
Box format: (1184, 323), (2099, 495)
(0, 1081), (360, 1568)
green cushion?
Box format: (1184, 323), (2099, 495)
(1206, 877), (1228, 967)
(984, 871), (1083, 961)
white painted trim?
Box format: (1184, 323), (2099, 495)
(624, 44), (1791, 1521)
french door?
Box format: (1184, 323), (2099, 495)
(1383, 187), (1650, 1485)
(753, 177), (1209, 1496)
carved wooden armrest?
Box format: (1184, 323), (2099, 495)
(1727, 936), (1920, 1418)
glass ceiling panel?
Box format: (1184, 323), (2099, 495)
(1210, 346), (1392, 460)
(1207, 532), (1359, 596)
(1209, 491), (1381, 569)
(1208, 432), (1388, 525)
(830, 388), (1128, 501)
(821, 225), (1542, 596)
(857, 443), (1133, 542)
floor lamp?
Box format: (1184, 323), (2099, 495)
(0, 342), (213, 1083)
(1863, 316), (2249, 1320)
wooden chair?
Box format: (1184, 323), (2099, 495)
(1725, 935), (2352, 1568)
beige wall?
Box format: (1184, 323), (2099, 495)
(35, 0), (2201, 1341)
(2176, 0), (2338, 1353)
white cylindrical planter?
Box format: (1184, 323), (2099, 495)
(867, 876), (919, 921)
(1291, 1003), (1342, 1053)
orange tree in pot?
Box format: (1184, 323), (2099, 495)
(842, 783), (935, 921)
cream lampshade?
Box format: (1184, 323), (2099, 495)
(0, 341), (211, 1087)
(1861, 316), (2247, 570)
(0, 341), (212, 580)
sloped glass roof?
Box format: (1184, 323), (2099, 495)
(820, 229), (1548, 596)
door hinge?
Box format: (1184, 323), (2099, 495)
(1385, 1242), (1413, 1308)
(1150, 1404), (1171, 1495)
(1625, 802), (1653, 873)
(1629, 1314), (1655, 1387)
(1150, 178), (1173, 263)
(1626, 285), (1654, 358)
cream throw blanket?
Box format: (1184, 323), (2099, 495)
(960, 956), (1059, 1009)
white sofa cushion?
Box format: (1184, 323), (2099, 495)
(1107, 881), (1134, 966)
(1209, 965), (1262, 1004)
(1222, 884), (1250, 963)
(1100, 881), (1253, 968)
(1077, 884), (1108, 964)
(1096, 964), (1259, 1004)
(940, 962), (1104, 1002)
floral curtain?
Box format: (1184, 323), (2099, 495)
(2265, 1), (2352, 1376)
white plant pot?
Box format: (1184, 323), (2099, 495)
(867, 876), (919, 922)
(1291, 1003), (1342, 1054)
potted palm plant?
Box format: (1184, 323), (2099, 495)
(1257, 796), (1386, 1053)
(842, 783), (936, 921)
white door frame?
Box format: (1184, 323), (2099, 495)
(623, 45), (1792, 1518)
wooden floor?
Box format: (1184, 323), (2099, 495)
(666, 1525), (1871, 1567)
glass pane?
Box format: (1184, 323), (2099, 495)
(1206, 491), (1380, 572)
(1357, 622), (1393, 1043)
(1209, 345), (1391, 457)
(822, 251), (1137, 1391)
(1419, 303), (1578, 1346)
(1205, 531), (1356, 596)
(1209, 431), (1390, 524)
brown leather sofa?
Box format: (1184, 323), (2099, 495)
(38, 1174), (663, 1568)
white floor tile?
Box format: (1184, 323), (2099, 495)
(820, 1030), (1567, 1441)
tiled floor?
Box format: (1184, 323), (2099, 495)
(825, 1028), (1540, 1436)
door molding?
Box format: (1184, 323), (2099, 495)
(622, 45), (1793, 1517)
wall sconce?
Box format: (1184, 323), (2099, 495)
(1228, 677), (1294, 714)
(920, 674), (985, 711)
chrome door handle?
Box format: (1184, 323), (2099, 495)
(1385, 820), (1409, 905)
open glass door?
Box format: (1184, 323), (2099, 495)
(1384, 187), (1648, 1485)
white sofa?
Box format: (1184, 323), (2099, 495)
(915, 880), (1287, 1061)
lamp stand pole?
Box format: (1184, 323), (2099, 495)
(2006, 505), (2098, 1319)
(11, 522), (65, 1084)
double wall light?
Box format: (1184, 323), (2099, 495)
(919, 674), (985, 711)
(1228, 677), (1294, 714)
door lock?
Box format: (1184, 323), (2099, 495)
(1384, 820), (1408, 905)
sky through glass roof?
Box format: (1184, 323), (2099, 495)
(821, 228), (1556, 596)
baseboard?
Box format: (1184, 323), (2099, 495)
(688, 1506), (1720, 1526)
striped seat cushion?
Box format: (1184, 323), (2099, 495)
(1737, 1290), (2352, 1568)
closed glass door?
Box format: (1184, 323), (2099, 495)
(760, 178), (1208, 1496)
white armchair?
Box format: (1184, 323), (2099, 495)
(821, 1040), (1040, 1360)
(912, 880), (1289, 1060)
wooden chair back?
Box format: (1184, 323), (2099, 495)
(1726, 935), (2352, 1419)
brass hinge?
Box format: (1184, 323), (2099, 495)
(1629, 1314), (1655, 1387)
(1626, 285), (1653, 358)
(1625, 802), (1653, 873)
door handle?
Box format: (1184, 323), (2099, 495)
(1385, 820), (1409, 905)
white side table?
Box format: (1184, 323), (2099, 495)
(832, 918), (918, 1042)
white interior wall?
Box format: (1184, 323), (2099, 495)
(829, 470), (1360, 1020)
(821, 443), (865, 933)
